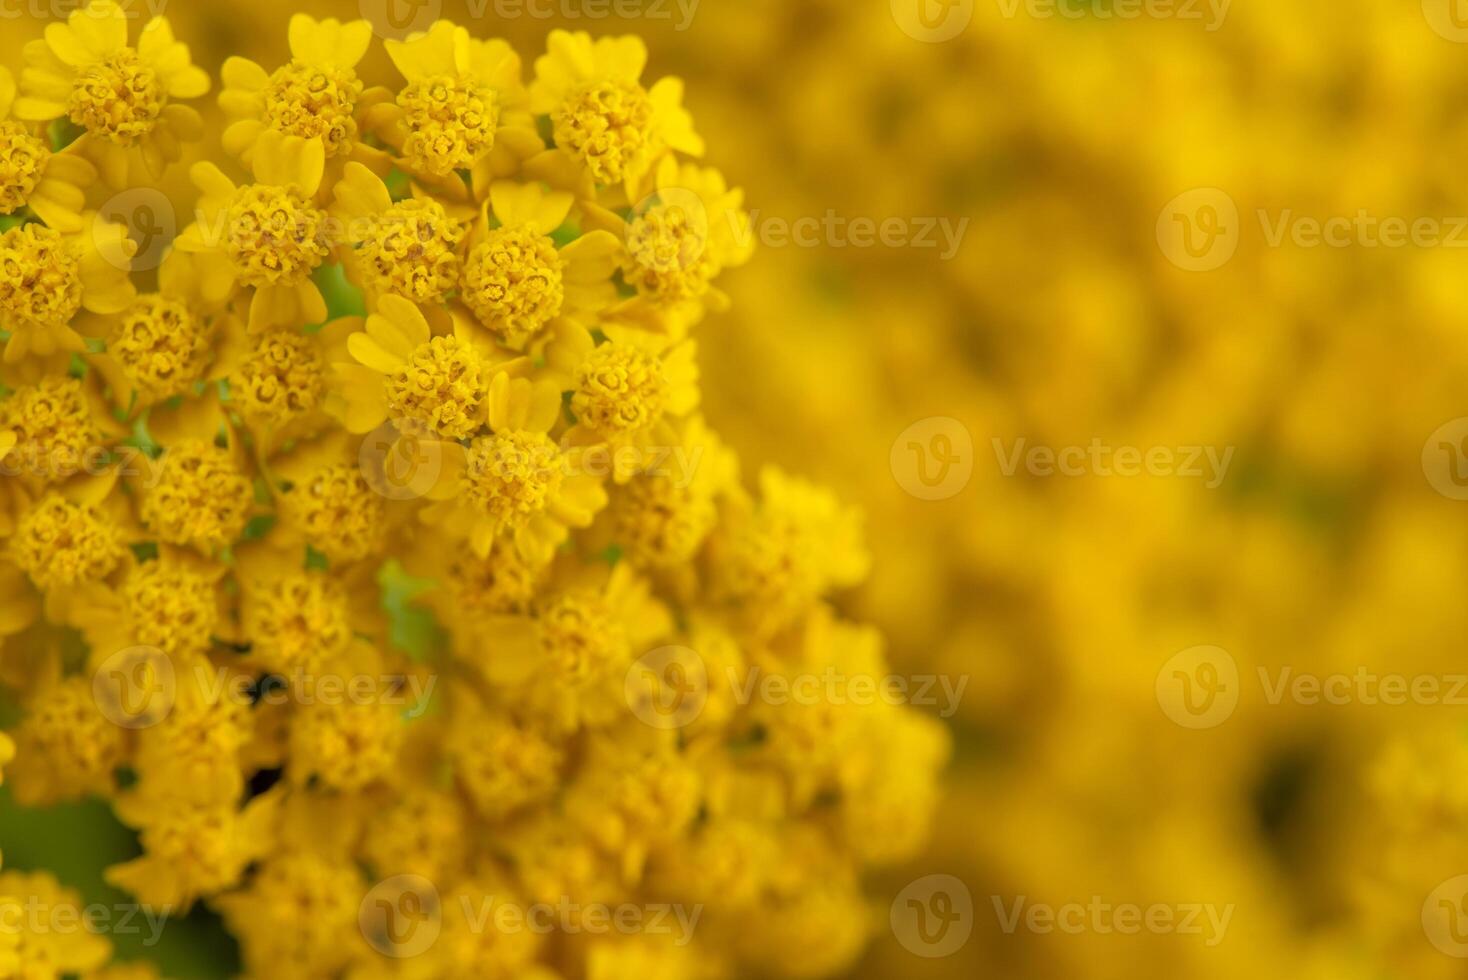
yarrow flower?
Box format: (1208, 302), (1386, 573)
(0, 17), (947, 980)
(15, 0), (208, 185)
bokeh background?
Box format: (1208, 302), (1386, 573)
(7, 0), (1468, 976)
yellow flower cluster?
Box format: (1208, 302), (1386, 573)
(0, 4), (947, 979)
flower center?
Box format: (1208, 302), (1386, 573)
(624, 202), (715, 301)
(111, 294), (211, 401)
(460, 225), (564, 348)
(263, 61), (363, 157)
(572, 342), (667, 435)
(448, 541), (542, 614)
(0, 122), (50, 215)
(0, 224), (82, 334)
(384, 335), (485, 440)
(280, 462), (384, 563)
(463, 431), (564, 526)
(536, 592), (625, 685)
(358, 198), (463, 304)
(12, 495), (124, 589)
(397, 73), (498, 175)
(140, 439), (254, 550)
(552, 79), (654, 186)
(68, 49), (165, 144)
(611, 475), (715, 567)
(0, 376), (100, 484)
(244, 572), (350, 673)
(229, 329), (324, 424)
(122, 560), (219, 659)
(224, 185), (330, 287)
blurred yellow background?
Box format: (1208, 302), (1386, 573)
(10, 0), (1468, 977)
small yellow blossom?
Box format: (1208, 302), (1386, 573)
(530, 31), (702, 198)
(15, 0), (208, 185)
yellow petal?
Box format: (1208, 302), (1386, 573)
(490, 181), (573, 233)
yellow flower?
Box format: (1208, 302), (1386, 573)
(106, 787), (281, 909)
(599, 415), (737, 569)
(707, 466), (870, 636)
(0, 218), (135, 363)
(8, 672), (127, 805)
(87, 250), (217, 415)
(530, 31), (703, 199)
(382, 20), (531, 181)
(70, 545), (227, 662)
(606, 156), (755, 332)
(133, 437), (255, 554)
(447, 686), (564, 821)
(212, 316), (356, 456)
(479, 563), (670, 733)
(269, 433), (389, 565)
(419, 372), (607, 564)
(550, 324), (700, 483)
(0, 870), (113, 979)
(457, 180), (621, 350)
(174, 130), (331, 332)
(331, 294), (513, 440)
(15, 0), (208, 186)
(330, 162), (467, 307)
(0, 66), (95, 233)
(213, 853), (363, 980)
(219, 15), (384, 169)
